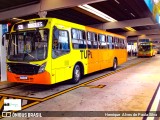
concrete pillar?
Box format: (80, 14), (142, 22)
(38, 11), (47, 18)
(0, 24), (8, 81)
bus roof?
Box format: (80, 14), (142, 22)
(12, 17), (126, 39)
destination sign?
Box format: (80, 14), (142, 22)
(14, 20), (48, 30)
(27, 22), (43, 28)
(140, 43), (150, 46)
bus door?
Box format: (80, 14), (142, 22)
(52, 26), (71, 83)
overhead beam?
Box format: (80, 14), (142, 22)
(73, 7), (107, 22)
(0, 4), (40, 20)
(40, 0), (105, 11)
(90, 18), (156, 30)
(142, 34), (160, 40)
(127, 37), (138, 41)
(0, 0), (105, 20)
(120, 29), (160, 37)
(127, 35), (160, 41)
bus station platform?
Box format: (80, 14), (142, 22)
(0, 55), (159, 120)
(1, 1), (160, 120)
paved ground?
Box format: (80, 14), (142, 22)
(0, 55), (159, 120)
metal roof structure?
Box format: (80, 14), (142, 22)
(0, 0), (159, 41)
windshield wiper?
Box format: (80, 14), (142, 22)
(23, 52), (38, 60)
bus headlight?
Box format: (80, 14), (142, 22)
(7, 65), (12, 72)
(38, 62), (47, 73)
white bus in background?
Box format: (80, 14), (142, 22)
(127, 42), (137, 56)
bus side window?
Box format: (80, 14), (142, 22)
(119, 39), (123, 49)
(59, 31), (69, 50)
(106, 36), (109, 48)
(71, 29), (86, 49)
(118, 38), (120, 49)
(117, 38), (120, 49)
(112, 37), (115, 49)
(124, 40), (127, 49)
(87, 32), (92, 48)
(87, 32), (98, 49)
(114, 37), (118, 49)
(98, 34), (107, 49)
(122, 39), (125, 49)
(107, 36), (113, 49)
(52, 27), (70, 58)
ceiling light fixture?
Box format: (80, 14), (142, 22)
(125, 27), (136, 32)
(12, 18), (25, 21)
(130, 13), (135, 17)
(78, 4), (136, 32)
(114, 0), (120, 4)
(78, 4), (117, 22)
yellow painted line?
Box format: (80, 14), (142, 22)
(0, 58), (150, 115)
(97, 84), (106, 88)
(42, 85), (81, 101)
(22, 101), (40, 110)
(0, 96), (7, 110)
(0, 93), (42, 102)
(0, 84), (28, 92)
(82, 84), (106, 88)
(42, 59), (149, 102)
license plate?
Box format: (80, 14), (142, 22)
(20, 76), (28, 80)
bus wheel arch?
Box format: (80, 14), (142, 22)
(112, 57), (118, 71)
(70, 62), (84, 84)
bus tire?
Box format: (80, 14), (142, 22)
(71, 64), (81, 84)
(112, 58), (117, 71)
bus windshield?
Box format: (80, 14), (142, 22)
(7, 29), (49, 61)
(138, 45), (151, 51)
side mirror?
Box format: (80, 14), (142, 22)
(53, 26), (59, 39)
(2, 35), (5, 46)
(6, 33), (9, 40)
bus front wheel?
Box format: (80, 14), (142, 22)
(71, 64), (81, 84)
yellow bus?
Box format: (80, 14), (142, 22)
(6, 18), (127, 84)
(138, 42), (157, 57)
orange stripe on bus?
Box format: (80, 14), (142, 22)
(7, 71), (51, 84)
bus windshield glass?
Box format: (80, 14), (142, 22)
(7, 29), (49, 61)
(138, 45), (151, 51)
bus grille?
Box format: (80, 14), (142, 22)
(7, 63), (40, 75)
